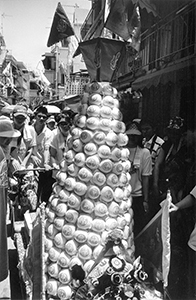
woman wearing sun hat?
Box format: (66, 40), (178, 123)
(126, 121), (152, 237)
(0, 117), (20, 285)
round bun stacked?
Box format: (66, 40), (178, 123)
(44, 82), (134, 299)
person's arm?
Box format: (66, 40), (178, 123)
(43, 147), (51, 170)
(141, 149), (152, 212)
(170, 186), (196, 212)
(20, 147), (34, 168)
(49, 146), (59, 170)
(43, 130), (54, 170)
(142, 175), (150, 212)
(153, 147), (165, 196)
(175, 193), (195, 210)
(153, 147), (165, 185)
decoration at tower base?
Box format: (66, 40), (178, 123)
(73, 230), (150, 300)
(44, 82), (163, 300)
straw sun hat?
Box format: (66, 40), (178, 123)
(0, 117), (20, 137)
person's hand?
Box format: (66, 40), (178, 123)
(44, 163), (52, 171)
(160, 199), (179, 213)
(169, 202), (179, 213)
(31, 155), (41, 167)
(20, 164), (26, 170)
(143, 201), (149, 213)
(52, 163), (60, 170)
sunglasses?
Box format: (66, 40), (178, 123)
(37, 114), (47, 120)
(59, 122), (70, 127)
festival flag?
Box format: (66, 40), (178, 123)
(127, 3), (141, 52)
(2, 62), (11, 77)
(134, 191), (172, 290)
(67, 35), (79, 66)
(161, 190), (171, 288)
(36, 62), (51, 86)
(2, 62), (14, 88)
(137, 0), (158, 17)
(47, 2), (75, 47)
(0, 34), (7, 66)
(105, 0), (141, 51)
(105, 0), (130, 41)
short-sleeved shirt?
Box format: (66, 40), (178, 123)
(129, 146), (152, 197)
(50, 128), (71, 164)
(10, 124), (36, 162)
(35, 125), (54, 167)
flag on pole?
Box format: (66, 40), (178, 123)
(136, 0), (158, 17)
(47, 2), (75, 47)
(67, 35), (79, 66)
(0, 34), (7, 66)
(161, 190), (171, 288)
(105, 0), (130, 41)
(105, 0), (141, 52)
(127, 4), (141, 52)
(2, 62), (11, 77)
(3, 62), (14, 88)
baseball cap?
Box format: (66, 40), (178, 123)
(13, 105), (28, 117)
(56, 113), (71, 125)
(0, 117), (21, 137)
(46, 116), (56, 124)
(126, 122), (142, 135)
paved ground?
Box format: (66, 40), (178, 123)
(0, 222), (24, 300)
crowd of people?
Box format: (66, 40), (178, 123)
(126, 117), (196, 299)
(0, 101), (196, 298)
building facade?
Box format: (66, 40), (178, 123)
(80, 0), (196, 134)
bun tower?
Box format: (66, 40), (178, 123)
(44, 82), (135, 299)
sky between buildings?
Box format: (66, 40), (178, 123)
(0, 0), (91, 70)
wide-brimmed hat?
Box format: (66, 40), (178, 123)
(0, 117), (21, 137)
(126, 122), (142, 135)
(13, 105), (28, 117)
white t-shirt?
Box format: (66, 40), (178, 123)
(50, 129), (71, 164)
(129, 146), (152, 197)
(35, 125), (53, 167)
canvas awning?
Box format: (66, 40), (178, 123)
(132, 56), (196, 90)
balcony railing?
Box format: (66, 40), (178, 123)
(115, 1), (196, 81)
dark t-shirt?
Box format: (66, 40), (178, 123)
(159, 139), (192, 195)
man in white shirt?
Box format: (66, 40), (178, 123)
(140, 119), (164, 169)
(33, 106), (54, 204)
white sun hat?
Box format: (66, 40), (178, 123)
(0, 117), (20, 137)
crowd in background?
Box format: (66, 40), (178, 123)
(0, 100), (196, 298)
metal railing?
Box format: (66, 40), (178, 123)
(117, 1), (196, 80)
